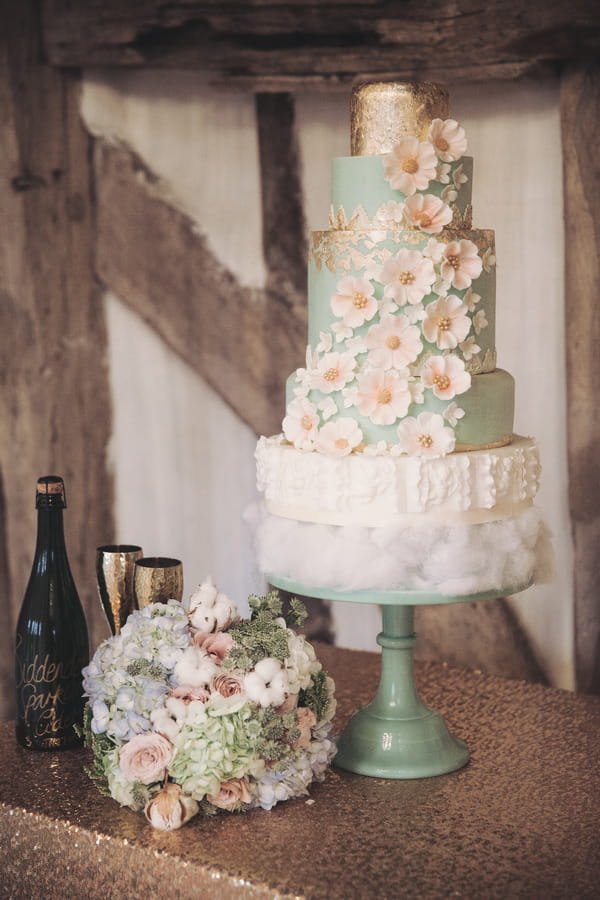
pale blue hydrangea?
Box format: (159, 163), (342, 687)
(250, 727), (337, 811)
(83, 600), (191, 742)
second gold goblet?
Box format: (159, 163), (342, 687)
(134, 557), (183, 609)
(96, 544), (144, 635)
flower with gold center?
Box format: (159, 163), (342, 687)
(428, 119), (468, 162)
(422, 354), (471, 400)
(423, 295), (471, 350)
(396, 411), (456, 458)
(403, 194), (453, 234)
(380, 248), (436, 306)
(310, 351), (357, 394)
(366, 314), (423, 369)
(355, 368), (412, 426)
(383, 137), (438, 196)
(315, 417), (363, 457)
(440, 239), (483, 290)
(283, 397), (320, 451)
(331, 275), (378, 327)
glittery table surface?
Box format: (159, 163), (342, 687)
(1, 644), (599, 899)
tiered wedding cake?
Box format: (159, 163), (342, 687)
(252, 82), (551, 596)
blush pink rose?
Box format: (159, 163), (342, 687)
(168, 684), (210, 704)
(212, 672), (245, 698)
(276, 693), (299, 714)
(207, 777), (253, 812)
(291, 707), (317, 749)
(119, 732), (174, 785)
(192, 630), (234, 660)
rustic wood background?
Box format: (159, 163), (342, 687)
(1, 1), (599, 720)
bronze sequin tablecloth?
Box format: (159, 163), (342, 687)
(1, 644), (599, 899)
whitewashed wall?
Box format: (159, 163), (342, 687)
(81, 72), (573, 688)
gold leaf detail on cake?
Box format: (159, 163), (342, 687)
(464, 349), (497, 375)
(350, 82), (449, 156)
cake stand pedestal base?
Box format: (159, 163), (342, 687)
(267, 575), (531, 780)
(335, 604), (468, 778)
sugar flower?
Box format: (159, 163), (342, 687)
(383, 137), (438, 195)
(380, 248), (436, 306)
(422, 354), (471, 400)
(310, 351), (356, 393)
(473, 308), (489, 334)
(422, 295), (471, 350)
(428, 118), (468, 162)
(355, 368), (411, 426)
(283, 397), (320, 450)
(443, 402), (466, 427)
(463, 287), (481, 312)
(186, 576), (237, 633)
(315, 417), (363, 456)
(403, 194), (452, 234)
(366, 315), (423, 368)
(459, 335), (481, 361)
(397, 411), (456, 457)
(440, 239), (483, 290)
(330, 275), (378, 327)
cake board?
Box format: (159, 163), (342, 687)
(267, 573), (531, 780)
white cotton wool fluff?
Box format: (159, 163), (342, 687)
(245, 502), (554, 596)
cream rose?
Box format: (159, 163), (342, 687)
(207, 777), (253, 812)
(145, 783), (199, 831)
(119, 732), (174, 785)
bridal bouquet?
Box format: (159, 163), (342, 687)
(81, 578), (337, 830)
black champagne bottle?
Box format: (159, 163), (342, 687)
(15, 476), (89, 750)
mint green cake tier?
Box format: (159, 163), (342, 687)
(331, 155), (473, 225)
(286, 368), (514, 449)
(308, 228), (496, 374)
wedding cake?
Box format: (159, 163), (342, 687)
(251, 82), (552, 596)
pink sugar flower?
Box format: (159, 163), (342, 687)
(283, 397), (320, 450)
(403, 194), (452, 234)
(440, 239), (483, 290)
(396, 411), (456, 458)
(422, 295), (471, 350)
(380, 248), (436, 306)
(310, 351), (356, 394)
(428, 118), (468, 162)
(383, 137), (438, 196)
(422, 354), (471, 400)
(330, 276), (378, 327)
(366, 315), (423, 369)
(315, 418), (363, 457)
(355, 369), (412, 426)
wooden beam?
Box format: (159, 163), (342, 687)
(561, 63), (600, 695)
(0, 0), (115, 718)
(41, 1), (600, 83)
(94, 138), (306, 438)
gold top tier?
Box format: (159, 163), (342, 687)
(350, 82), (450, 156)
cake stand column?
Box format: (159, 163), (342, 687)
(335, 604), (469, 778)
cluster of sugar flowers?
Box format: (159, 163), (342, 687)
(380, 118), (469, 235)
(81, 578), (336, 830)
(282, 116), (496, 460)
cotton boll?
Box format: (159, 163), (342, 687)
(173, 646), (218, 688)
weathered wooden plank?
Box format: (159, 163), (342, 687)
(41, 0), (600, 79)
(94, 138), (306, 438)
(416, 600), (549, 685)
(0, 1), (115, 719)
(256, 93), (307, 303)
(560, 63), (600, 695)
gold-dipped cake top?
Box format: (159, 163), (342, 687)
(350, 82), (449, 156)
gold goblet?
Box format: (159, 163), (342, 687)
(134, 557), (183, 609)
(96, 544), (144, 635)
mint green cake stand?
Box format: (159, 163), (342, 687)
(267, 574), (531, 780)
